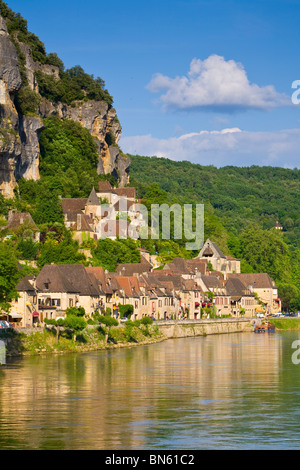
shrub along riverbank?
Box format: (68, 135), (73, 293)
(2, 317), (300, 357)
(0, 320), (164, 357)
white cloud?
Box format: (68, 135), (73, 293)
(120, 128), (300, 168)
(146, 55), (290, 112)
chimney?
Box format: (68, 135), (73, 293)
(77, 213), (82, 231)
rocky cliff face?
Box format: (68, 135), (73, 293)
(0, 13), (129, 198)
(38, 95), (129, 186)
(0, 14), (22, 197)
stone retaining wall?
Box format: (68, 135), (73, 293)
(157, 318), (253, 339)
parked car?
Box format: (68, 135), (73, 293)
(0, 321), (13, 329)
(120, 317), (128, 323)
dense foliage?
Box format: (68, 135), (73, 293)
(35, 66), (113, 107)
(0, 241), (21, 312)
(89, 238), (142, 272)
(130, 154), (300, 310)
(130, 155), (300, 244)
(39, 116), (100, 197)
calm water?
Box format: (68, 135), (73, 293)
(1, 331), (300, 450)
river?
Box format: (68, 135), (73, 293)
(1, 331), (300, 450)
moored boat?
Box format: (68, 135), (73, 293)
(254, 322), (275, 333)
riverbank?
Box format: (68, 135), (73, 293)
(7, 317), (299, 358)
(1, 323), (165, 357)
(0, 318), (254, 357)
(268, 318), (300, 330)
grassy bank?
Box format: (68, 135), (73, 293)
(270, 318), (300, 330)
(0, 323), (165, 357)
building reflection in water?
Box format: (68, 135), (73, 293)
(0, 332), (298, 450)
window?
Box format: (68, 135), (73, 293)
(159, 300), (162, 307)
(69, 299), (73, 307)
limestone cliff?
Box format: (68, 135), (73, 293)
(0, 14), (22, 197)
(0, 9), (129, 198)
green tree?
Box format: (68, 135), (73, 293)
(15, 86), (41, 115)
(239, 225), (291, 282)
(278, 283), (300, 312)
(140, 316), (153, 336)
(63, 315), (87, 342)
(0, 242), (21, 312)
(92, 238), (141, 272)
(38, 239), (85, 268)
(44, 317), (65, 344)
(98, 314), (119, 343)
(17, 238), (39, 260)
(65, 306), (85, 317)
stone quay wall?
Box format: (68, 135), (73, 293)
(157, 318), (254, 339)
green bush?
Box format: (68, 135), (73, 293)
(15, 86), (41, 115)
(65, 306), (85, 317)
(34, 66), (113, 107)
(118, 304), (134, 318)
(98, 315), (118, 327)
(141, 316), (153, 326)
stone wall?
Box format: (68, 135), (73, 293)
(158, 318), (253, 339)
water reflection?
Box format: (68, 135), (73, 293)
(1, 332), (300, 449)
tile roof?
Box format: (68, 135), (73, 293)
(36, 264), (100, 296)
(6, 212), (39, 231)
(227, 273), (276, 289)
(98, 181), (113, 192)
(115, 276), (142, 297)
(164, 258), (190, 274)
(71, 214), (94, 232)
(116, 256), (152, 276)
(200, 274), (223, 289)
(186, 259), (207, 274)
(61, 198), (87, 213)
(86, 187), (100, 206)
(225, 277), (251, 297)
(85, 266), (112, 294)
(17, 276), (36, 292)
(200, 239), (226, 259)
(114, 187), (136, 199)
(61, 198), (87, 222)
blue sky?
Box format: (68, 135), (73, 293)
(6, 0), (300, 167)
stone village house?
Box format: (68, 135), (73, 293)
(61, 181), (147, 243)
(9, 239), (281, 327)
